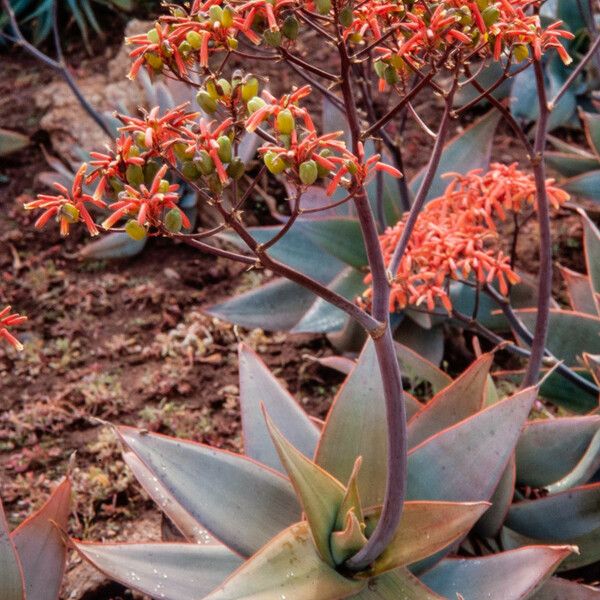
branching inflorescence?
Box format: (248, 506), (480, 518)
(12, 0), (582, 580)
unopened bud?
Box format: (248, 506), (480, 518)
(60, 202), (80, 224)
(282, 15), (299, 39)
(263, 29), (282, 47)
(315, 0), (331, 15)
(276, 108), (295, 134)
(126, 164), (145, 186)
(339, 6), (353, 27)
(227, 158), (245, 180)
(125, 219), (147, 241)
(241, 76), (260, 102)
(197, 90), (218, 113)
(217, 136), (232, 163)
(164, 208), (183, 233)
(264, 151), (287, 174)
(247, 96), (266, 113)
(186, 30), (203, 49)
(195, 150), (215, 175)
(299, 160), (318, 185)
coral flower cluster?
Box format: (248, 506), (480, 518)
(0, 306), (27, 351)
(364, 163), (570, 313)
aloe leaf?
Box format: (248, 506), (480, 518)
(558, 266), (597, 315)
(73, 541), (242, 600)
(316, 341), (388, 507)
(548, 135), (596, 157)
(291, 267), (366, 334)
(514, 309), (600, 365)
(420, 545), (574, 600)
(10, 476), (71, 600)
(363, 501), (489, 578)
(409, 110), (501, 201)
(293, 218), (368, 269)
(330, 510), (367, 565)
(395, 320), (444, 367)
(407, 387), (537, 502)
(562, 171), (600, 202)
(208, 279), (318, 332)
(219, 227), (345, 282)
(117, 427), (300, 557)
(336, 458), (364, 530)
(238, 344), (318, 473)
(407, 353), (493, 448)
(532, 577), (600, 599)
(264, 412), (345, 565)
(506, 482), (600, 540)
(0, 128), (28, 157)
(582, 211), (600, 298)
(353, 569), (443, 599)
(476, 455), (516, 538)
(516, 416), (600, 488)
(394, 343), (452, 393)
(204, 522), (366, 600)
(581, 111), (600, 158)
(80, 232), (147, 260)
(122, 450), (214, 543)
(0, 498), (25, 600)
(546, 152), (600, 178)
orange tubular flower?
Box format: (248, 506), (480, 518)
(238, 0), (298, 32)
(0, 306), (27, 351)
(25, 164), (106, 236)
(364, 163), (569, 315)
(102, 164), (188, 231)
(326, 141), (402, 196)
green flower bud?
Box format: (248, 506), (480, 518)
(109, 177), (124, 193)
(144, 161), (161, 186)
(196, 90), (218, 113)
(158, 179), (170, 193)
(60, 202), (80, 224)
(227, 37), (238, 50)
(247, 96), (266, 114)
(315, 0), (331, 15)
(206, 79), (219, 99)
(217, 136), (232, 163)
(125, 219), (147, 241)
(282, 15), (299, 39)
(195, 150), (215, 175)
(476, 0), (489, 9)
(216, 78), (232, 97)
(178, 40), (192, 55)
(279, 134), (292, 149)
(227, 158), (245, 180)
(222, 6), (235, 27)
(276, 108), (295, 134)
(209, 5), (224, 24)
(173, 142), (193, 161)
(147, 28), (160, 44)
(182, 160), (201, 180)
(299, 160), (318, 185)
(458, 6), (472, 26)
(316, 149), (332, 177)
(513, 44), (529, 63)
(241, 76), (260, 102)
(264, 151), (287, 174)
(134, 131), (147, 148)
(349, 32), (363, 43)
(339, 6), (353, 27)
(482, 5), (500, 26)
(146, 53), (163, 70)
(263, 29), (282, 47)
(126, 164), (145, 186)
(345, 160), (358, 175)
(384, 65), (399, 85)
(207, 174), (223, 195)
(164, 208), (183, 233)
(374, 59), (387, 78)
(186, 30), (203, 50)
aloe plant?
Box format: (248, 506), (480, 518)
(545, 110), (600, 202)
(0, 127), (28, 157)
(0, 475), (71, 600)
(66, 342), (600, 599)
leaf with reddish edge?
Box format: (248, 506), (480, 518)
(558, 265), (598, 315)
(264, 411), (345, 566)
(532, 577), (600, 599)
(545, 152), (600, 178)
(0, 498), (24, 600)
(513, 309), (600, 366)
(562, 170), (600, 202)
(122, 450), (216, 544)
(361, 501), (489, 578)
(420, 545), (574, 600)
(10, 476), (71, 600)
(315, 340), (389, 508)
(238, 344), (318, 474)
(475, 455), (516, 538)
(407, 353), (493, 448)
(409, 110), (501, 201)
(407, 387), (537, 502)
(395, 321), (444, 367)
(204, 522), (366, 600)
(582, 210), (600, 299)
(506, 483), (600, 540)
(353, 568), (443, 599)
(394, 342), (452, 393)
(581, 111), (600, 159)
(73, 541), (243, 600)
(117, 426), (300, 557)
